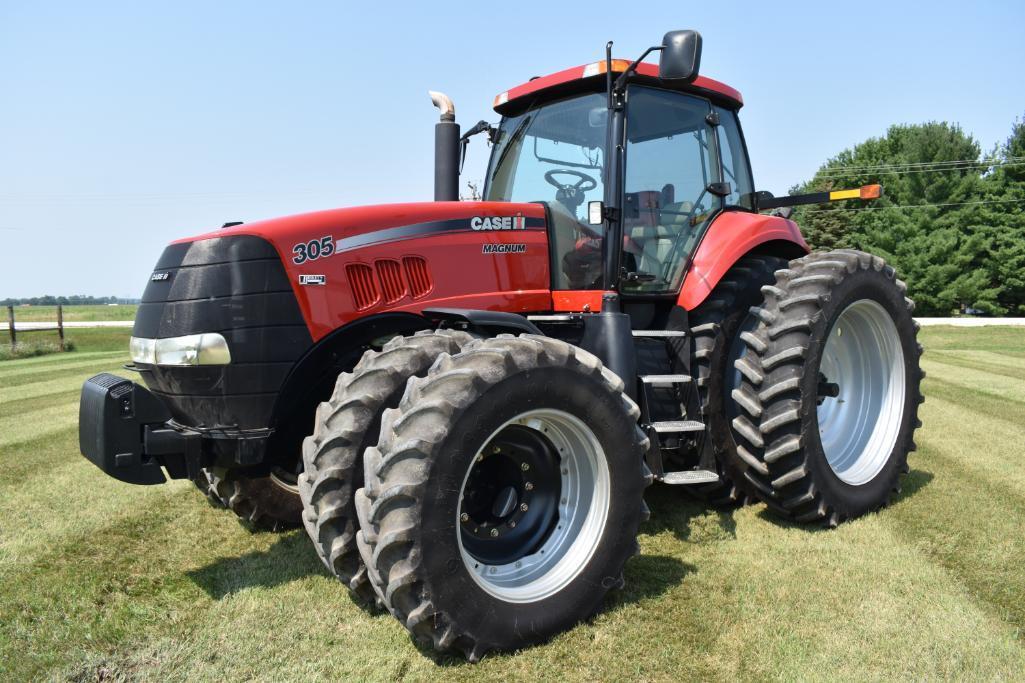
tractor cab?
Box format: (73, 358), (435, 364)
(484, 35), (754, 298)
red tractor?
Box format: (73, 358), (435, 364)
(80, 30), (923, 660)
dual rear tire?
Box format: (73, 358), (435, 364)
(728, 250), (924, 525)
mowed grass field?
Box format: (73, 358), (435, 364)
(1, 326), (1024, 681)
(6, 304), (138, 323)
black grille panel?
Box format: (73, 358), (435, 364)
(134, 235), (312, 429)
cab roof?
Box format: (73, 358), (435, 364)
(493, 59), (743, 116)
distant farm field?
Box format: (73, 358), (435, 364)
(5, 304), (138, 322)
(1, 326), (1024, 681)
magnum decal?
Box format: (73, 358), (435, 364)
(482, 243), (526, 254)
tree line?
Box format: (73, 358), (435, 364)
(790, 114), (1025, 316)
(1, 295), (138, 306)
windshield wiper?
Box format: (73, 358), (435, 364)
(492, 114), (533, 176)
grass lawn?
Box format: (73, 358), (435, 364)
(6, 304), (138, 323)
(1, 326), (1023, 681)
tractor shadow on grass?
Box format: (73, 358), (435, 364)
(641, 483), (738, 543)
(187, 530), (329, 600)
(420, 552), (695, 669)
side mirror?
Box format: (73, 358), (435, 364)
(659, 30), (702, 82)
(707, 181), (731, 198)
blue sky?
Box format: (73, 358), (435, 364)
(1, 1), (1023, 298)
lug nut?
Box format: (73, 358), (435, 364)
(524, 482), (534, 491)
(493, 446), (501, 454)
(561, 468), (568, 475)
(460, 513), (469, 523)
(520, 462), (530, 471)
(476, 453), (483, 462)
(490, 528), (499, 537)
(520, 503), (528, 512)
(509, 521), (517, 528)
(560, 498), (567, 505)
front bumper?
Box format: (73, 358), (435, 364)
(79, 373), (272, 485)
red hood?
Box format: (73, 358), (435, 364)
(172, 201), (547, 247)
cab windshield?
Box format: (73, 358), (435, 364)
(484, 93), (607, 289)
(484, 88), (728, 293)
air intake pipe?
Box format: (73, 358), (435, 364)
(430, 91), (460, 201)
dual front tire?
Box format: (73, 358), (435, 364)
(304, 333), (650, 660)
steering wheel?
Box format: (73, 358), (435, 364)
(544, 169), (597, 214)
(544, 169), (598, 193)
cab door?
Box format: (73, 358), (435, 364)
(618, 86), (723, 296)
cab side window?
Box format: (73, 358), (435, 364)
(715, 106), (755, 210)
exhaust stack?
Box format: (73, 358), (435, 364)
(430, 91), (460, 201)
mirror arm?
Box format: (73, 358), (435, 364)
(611, 45), (663, 103)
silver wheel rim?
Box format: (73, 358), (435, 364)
(457, 409), (610, 603)
(817, 299), (906, 485)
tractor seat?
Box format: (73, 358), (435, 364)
(628, 201), (693, 275)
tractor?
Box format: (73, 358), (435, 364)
(79, 30), (923, 660)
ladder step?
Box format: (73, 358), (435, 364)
(526, 314), (578, 322)
(632, 330), (687, 337)
(652, 420), (705, 433)
(641, 374), (691, 385)
(662, 470), (720, 485)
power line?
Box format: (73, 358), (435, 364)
(816, 161), (1025, 180)
(805, 198), (1025, 213)
(813, 156), (1025, 174)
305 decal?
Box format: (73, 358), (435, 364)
(292, 236), (334, 264)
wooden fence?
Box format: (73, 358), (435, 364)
(6, 305), (66, 351)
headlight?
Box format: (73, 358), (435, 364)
(130, 333), (232, 366)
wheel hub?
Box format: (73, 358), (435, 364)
(817, 299), (906, 485)
(460, 425), (561, 566)
(456, 409), (610, 603)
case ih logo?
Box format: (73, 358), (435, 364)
(470, 214), (527, 231)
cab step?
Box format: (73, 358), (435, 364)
(632, 330), (687, 337)
(641, 374), (691, 385)
(651, 420), (705, 433)
(661, 469), (720, 485)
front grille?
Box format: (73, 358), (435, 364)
(134, 234), (312, 429)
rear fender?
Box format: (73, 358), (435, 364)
(677, 212), (809, 310)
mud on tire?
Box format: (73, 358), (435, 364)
(298, 330), (474, 605)
(730, 249), (924, 526)
(355, 335), (651, 661)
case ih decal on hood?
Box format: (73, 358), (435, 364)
(289, 213), (544, 259)
(470, 214), (528, 231)
(333, 214), (542, 253)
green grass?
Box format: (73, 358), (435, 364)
(6, 304), (138, 323)
(2, 326), (1025, 681)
